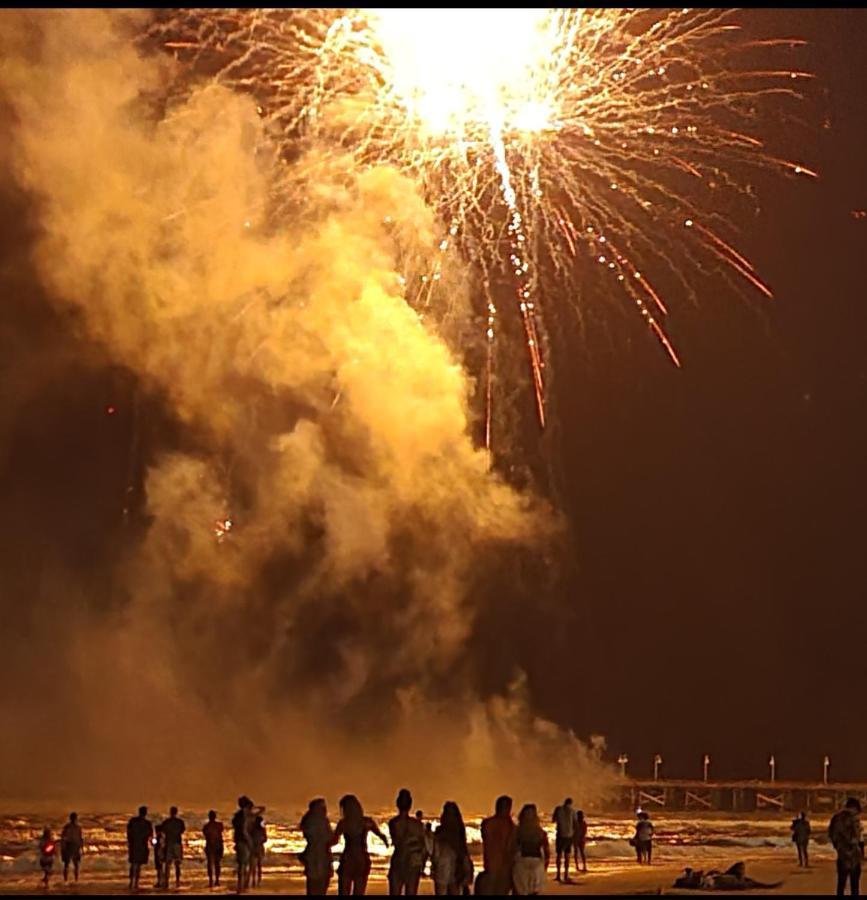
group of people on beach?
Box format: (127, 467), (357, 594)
(298, 790), (590, 896)
(32, 792), (864, 896)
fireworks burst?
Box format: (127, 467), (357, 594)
(151, 7), (816, 448)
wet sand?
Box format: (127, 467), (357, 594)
(0, 857), (838, 895)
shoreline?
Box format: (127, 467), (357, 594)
(0, 855), (839, 895)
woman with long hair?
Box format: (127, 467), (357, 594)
(332, 794), (388, 896)
(299, 798), (334, 896)
(432, 802), (473, 896)
(511, 805), (549, 896)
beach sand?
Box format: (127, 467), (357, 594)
(0, 857), (840, 895)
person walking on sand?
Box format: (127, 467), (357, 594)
(387, 788), (427, 896)
(511, 804), (549, 896)
(791, 811), (811, 868)
(572, 809), (589, 873)
(633, 811), (654, 865)
(160, 806), (185, 888)
(552, 797), (575, 882)
(251, 814), (267, 887)
(830, 797), (863, 897)
(332, 794), (389, 896)
(300, 798), (334, 896)
(38, 828), (56, 889)
(203, 809), (225, 888)
(479, 795), (516, 896)
(60, 812), (83, 883)
(126, 805), (153, 891)
(432, 801), (473, 896)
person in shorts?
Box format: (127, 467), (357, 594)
(160, 806), (186, 887)
(552, 798), (575, 883)
(60, 812), (84, 882)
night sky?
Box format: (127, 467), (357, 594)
(533, 8), (867, 783)
(1, 8), (866, 794)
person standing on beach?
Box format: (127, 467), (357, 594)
(480, 795), (516, 895)
(251, 814), (267, 886)
(203, 810), (225, 888)
(160, 806), (186, 888)
(126, 805), (153, 891)
(511, 804), (549, 896)
(60, 812), (83, 883)
(633, 811), (654, 864)
(432, 801), (473, 896)
(829, 797), (863, 896)
(791, 811), (811, 867)
(572, 809), (588, 873)
(387, 788), (427, 896)
(300, 798), (334, 896)
(153, 822), (167, 888)
(38, 827), (56, 889)
(232, 795), (264, 892)
(552, 797), (575, 882)
(332, 793), (389, 896)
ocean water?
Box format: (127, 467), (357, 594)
(0, 808), (836, 889)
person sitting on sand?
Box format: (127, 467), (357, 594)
(300, 798), (333, 896)
(60, 812), (83, 883)
(791, 811), (811, 867)
(38, 827), (56, 889)
(683, 861), (783, 891)
(332, 794), (388, 897)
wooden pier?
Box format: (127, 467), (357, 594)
(610, 779), (867, 813)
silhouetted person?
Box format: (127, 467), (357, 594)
(479, 795), (516, 896)
(415, 811), (432, 876)
(511, 804), (549, 896)
(332, 793), (388, 896)
(552, 797), (575, 882)
(387, 788), (427, 896)
(432, 801), (472, 896)
(791, 811), (811, 867)
(160, 806), (185, 887)
(573, 809), (588, 873)
(633, 811), (654, 865)
(251, 814), (267, 887)
(60, 812), (83, 883)
(203, 810), (224, 888)
(38, 828), (56, 889)
(126, 805), (153, 891)
(153, 823), (166, 888)
(232, 795), (264, 893)
(830, 797), (863, 896)
(300, 798), (334, 896)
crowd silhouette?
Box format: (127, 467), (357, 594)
(28, 791), (864, 895)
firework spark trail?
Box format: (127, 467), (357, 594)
(149, 7), (816, 448)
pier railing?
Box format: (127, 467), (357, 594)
(609, 778), (867, 813)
